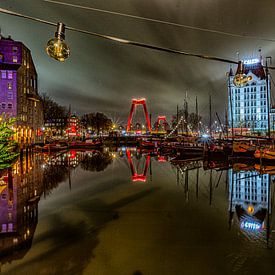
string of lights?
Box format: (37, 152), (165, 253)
(44, 0), (275, 44)
(1, 6), (275, 69)
(166, 116), (184, 138)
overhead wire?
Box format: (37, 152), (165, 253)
(1, 6), (275, 70)
(44, 0), (275, 44)
(0, 7), (239, 67)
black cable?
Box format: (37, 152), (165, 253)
(1, 6), (275, 70)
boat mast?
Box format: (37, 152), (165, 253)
(228, 72), (234, 140)
(196, 96), (199, 134)
(209, 94), (212, 137)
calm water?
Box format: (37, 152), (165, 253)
(0, 148), (275, 275)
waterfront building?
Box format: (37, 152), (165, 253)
(0, 35), (43, 144)
(44, 117), (68, 138)
(228, 58), (274, 135)
(66, 114), (82, 139)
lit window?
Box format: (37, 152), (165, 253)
(1, 224), (7, 232)
(0, 54), (3, 63)
(1, 71), (6, 79)
(7, 71), (13, 79)
(8, 223), (13, 232)
(7, 83), (12, 90)
(12, 56), (18, 63)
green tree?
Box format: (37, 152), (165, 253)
(0, 116), (19, 169)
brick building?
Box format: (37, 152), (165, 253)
(0, 35), (43, 144)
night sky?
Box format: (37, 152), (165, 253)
(1, 0), (275, 123)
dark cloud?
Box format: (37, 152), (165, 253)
(1, 0), (275, 122)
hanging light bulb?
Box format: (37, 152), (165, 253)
(46, 22), (70, 62)
(233, 61), (252, 87)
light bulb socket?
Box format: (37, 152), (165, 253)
(55, 22), (66, 40)
(236, 60), (244, 75)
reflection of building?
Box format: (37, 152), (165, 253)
(0, 36), (44, 144)
(47, 150), (85, 168)
(228, 58), (274, 134)
(0, 154), (44, 265)
(228, 169), (271, 232)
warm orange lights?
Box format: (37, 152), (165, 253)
(247, 205), (254, 215)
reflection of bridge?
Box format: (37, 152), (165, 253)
(126, 149), (150, 182)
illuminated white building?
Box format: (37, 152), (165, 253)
(228, 58), (273, 134)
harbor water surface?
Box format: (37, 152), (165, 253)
(1, 149), (275, 275)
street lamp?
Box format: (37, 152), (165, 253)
(46, 22), (70, 61)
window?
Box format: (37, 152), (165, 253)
(1, 103), (6, 109)
(7, 103), (12, 109)
(8, 223), (13, 232)
(7, 83), (12, 90)
(1, 224), (7, 233)
(1, 71), (6, 79)
(12, 46), (18, 52)
(7, 92), (13, 100)
(7, 71), (13, 79)
(12, 56), (18, 63)
(0, 54), (3, 63)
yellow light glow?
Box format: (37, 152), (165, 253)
(247, 205), (254, 215)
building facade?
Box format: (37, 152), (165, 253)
(0, 36), (43, 144)
(228, 58), (272, 135)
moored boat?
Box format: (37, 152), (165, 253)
(41, 143), (68, 152)
(254, 148), (275, 161)
(233, 141), (256, 155)
(69, 140), (103, 149)
(254, 163), (275, 175)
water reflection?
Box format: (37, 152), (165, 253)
(126, 149), (151, 182)
(228, 167), (272, 246)
(0, 149), (113, 267)
(80, 151), (113, 172)
(172, 158), (274, 246)
(0, 148), (274, 272)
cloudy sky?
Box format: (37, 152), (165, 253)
(0, 0), (275, 122)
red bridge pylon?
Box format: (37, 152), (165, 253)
(127, 98), (151, 132)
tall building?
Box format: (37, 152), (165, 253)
(228, 58), (272, 134)
(0, 35), (43, 144)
